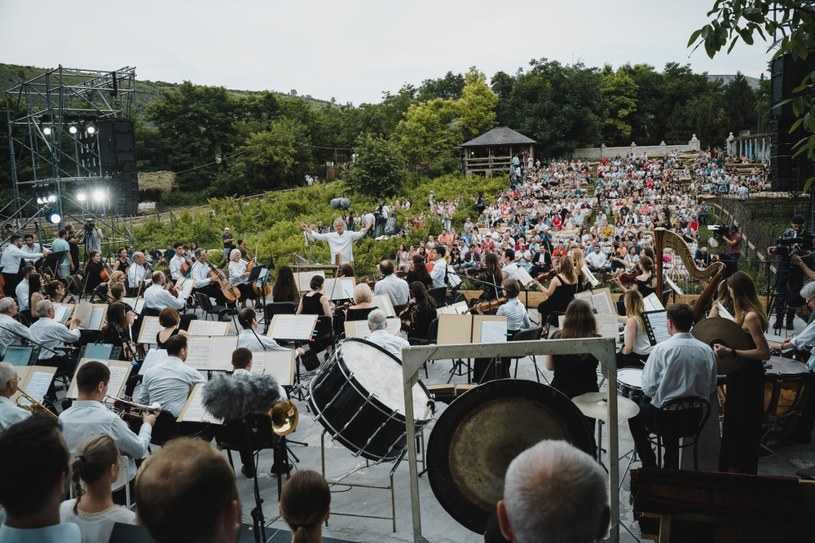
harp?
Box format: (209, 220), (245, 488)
(654, 227), (725, 322)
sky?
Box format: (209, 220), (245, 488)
(0, 0), (772, 106)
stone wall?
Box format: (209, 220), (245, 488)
(570, 135), (701, 160)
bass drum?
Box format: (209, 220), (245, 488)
(308, 337), (431, 462)
(427, 379), (595, 534)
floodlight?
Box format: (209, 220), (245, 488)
(68, 124), (78, 135)
(86, 123), (97, 135)
(46, 211), (62, 224)
(92, 189), (105, 202)
(76, 191), (87, 202)
(47, 194), (57, 203)
(43, 126), (53, 136)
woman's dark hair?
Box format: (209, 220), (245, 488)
(410, 281), (436, 312)
(310, 274), (325, 291)
(555, 299), (597, 339)
(28, 273), (42, 310)
(71, 435), (119, 513)
(273, 265), (300, 303)
(45, 280), (64, 298)
(159, 307), (180, 327)
(104, 302), (128, 330)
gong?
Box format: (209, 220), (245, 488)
(426, 379), (595, 534)
(692, 317), (754, 374)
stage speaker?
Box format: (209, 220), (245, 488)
(770, 54), (815, 191)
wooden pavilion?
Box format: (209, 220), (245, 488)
(460, 126), (536, 177)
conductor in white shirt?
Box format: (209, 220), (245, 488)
(366, 309), (410, 360)
(59, 361), (155, 479)
(301, 217), (373, 265)
(0, 362), (31, 431)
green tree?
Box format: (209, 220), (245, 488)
(690, 1), (815, 183)
(417, 71), (466, 101)
(147, 82), (238, 192)
(345, 134), (407, 197)
(600, 65), (639, 144)
(457, 67), (499, 141)
(394, 97), (461, 175)
(723, 73), (759, 134)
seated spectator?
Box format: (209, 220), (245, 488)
(496, 439), (609, 543)
(60, 435), (136, 543)
(0, 416), (81, 542)
(136, 437), (241, 543)
(279, 470), (331, 543)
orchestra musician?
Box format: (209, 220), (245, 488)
(617, 290), (653, 368)
(126, 252), (152, 297)
(366, 309), (410, 360)
(20, 234), (43, 266)
(15, 265), (34, 317)
(112, 247), (131, 274)
(501, 248), (519, 282)
(296, 275), (332, 317)
(84, 251), (106, 294)
(373, 260), (409, 308)
(535, 254), (579, 328)
(405, 254), (433, 290)
(496, 279), (530, 334)
(156, 308), (190, 349)
(99, 303), (138, 362)
(227, 248), (254, 308)
(272, 265), (300, 305)
(709, 271), (770, 474)
(59, 361), (155, 479)
(402, 281), (437, 343)
(236, 308), (306, 357)
(0, 298), (32, 361)
(143, 271), (195, 330)
(477, 252), (505, 302)
(0, 362), (30, 431)
(168, 244), (188, 281)
(543, 299), (600, 399)
(1, 234), (49, 294)
(29, 300), (82, 389)
(188, 249), (226, 305)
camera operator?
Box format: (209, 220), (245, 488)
(80, 220), (103, 256)
(767, 214), (815, 330)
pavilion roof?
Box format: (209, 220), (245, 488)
(461, 126), (536, 147)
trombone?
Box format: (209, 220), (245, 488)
(16, 389), (57, 419)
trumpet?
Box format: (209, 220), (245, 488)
(16, 389), (57, 418)
(105, 395), (161, 420)
(269, 399), (298, 436)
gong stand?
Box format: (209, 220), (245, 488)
(401, 337), (620, 543)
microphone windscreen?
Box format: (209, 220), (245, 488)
(202, 373), (282, 420)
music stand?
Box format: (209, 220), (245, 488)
(41, 250), (66, 279)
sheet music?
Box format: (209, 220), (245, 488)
(251, 350), (296, 386)
(717, 302), (735, 321)
(178, 384), (221, 424)
(185, 337), (212, 370)
(137, 317), (163, 345)
(178, 278), (195, 300)
(20, 371), (53, 404)
(295, 271), (324, 292)
(188, 320), (232, 336)
(107, 363), (131, 398)
(372, 294), (396, 318)
(323, 277), (356, 301)
(87, 306), (107, 331)
(643, 310), (671, 345)
(185, 337), (236, 371)
(515, 267), (534, 287)
(643, 293), (664, 312)
(582, 265), (601, 287)
(663, 274), (685, 296)
(139, 349), (168, 374)
(74, 301), (92, 329)
(346, 317), (401, 338)
(122, 298), (146, 315)
(53, 303), (75, 324)
(595, 314), (622, 340)
(437, 314), (473, 345)
(436, 301), (469, 316)
(447, 271), (463, 288)
(479, 320), (508, 343)
(267, 314), (316, 341)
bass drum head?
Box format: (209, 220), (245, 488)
(427, 379), (594, 534)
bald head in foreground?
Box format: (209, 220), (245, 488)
(497, 439), (609, 543)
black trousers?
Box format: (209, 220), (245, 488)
(628, 401), (680, 469)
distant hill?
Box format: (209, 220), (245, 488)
(707, 74), (762, 89)
(0, 63), (334, 118)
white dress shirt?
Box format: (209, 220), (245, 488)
(430, 257), (448, 289)
(127, 263), (151, 290)
(188, 261), (213, 288)
(59, 400), (152, 477)
(374, 274), (410, 307)
(168, 254), (187, 280)
(138, 355), (205, 417)
(0, 313), (32, 358)
(0, 395), (31, 431)
(366, 328), (410, 360)
(307, 229), (366, 264)
(236, 329), (288, 352)
(641, 332), (717, 408)
(502, 262), (519, 281)
(15, 279), (30, 312)
(20, 242), (43, 262)
(1, 244), (44, 274)
(29, 317), (81, 360)
(497, 297), (530, 331)
(143, 283), (186, 311)
(586, 250), (609, 269)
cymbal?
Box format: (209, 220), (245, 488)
(691, 317), (754, 374)
(572, 392), (640, 421)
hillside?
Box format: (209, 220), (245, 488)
(0, 63), (334, 118)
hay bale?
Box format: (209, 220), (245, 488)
(138, 171), (175, 193)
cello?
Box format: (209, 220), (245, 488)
(205, 261), (241, 302)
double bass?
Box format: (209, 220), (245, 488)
(205, 261), (241, 302)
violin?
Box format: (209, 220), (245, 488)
(399, 301), (416, 327)
(472, 297), (508, 315)
(180, 259), (190, 276)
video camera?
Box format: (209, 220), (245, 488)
(83, 219), (96, 233)
(773, 235), (805, 258)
